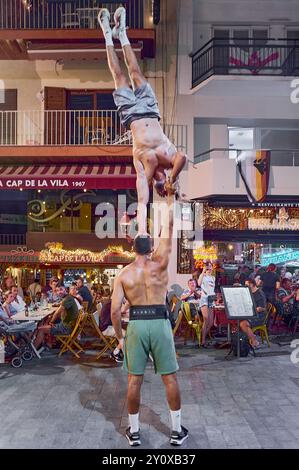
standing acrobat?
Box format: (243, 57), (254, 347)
(98, 6), (187, 234)
(111, 186), (188, 447)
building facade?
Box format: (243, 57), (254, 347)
(0, 0), (187, 288)
(173, 0), (299, 286)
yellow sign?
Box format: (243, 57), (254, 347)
(39, 243), (134, 265)
(194, 245), (218, 262)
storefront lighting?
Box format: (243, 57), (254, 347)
(228, 244), (234, 251)
(20, 188), (23, 191)
(120, 212), (131, 236)
(38, 190), (41, 193)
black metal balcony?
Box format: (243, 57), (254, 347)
(191, 38), (299, 88)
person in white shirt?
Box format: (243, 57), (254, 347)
(3, 276), (24, 299)
(28, 278), (42, 302)
(10, 286), (27, 313)
(198, 263), (216, 347)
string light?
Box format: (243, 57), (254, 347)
(22, 0), (32, 11)
(39, 242), (135, 264)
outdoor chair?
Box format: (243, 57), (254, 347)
(86, 310), (118, 359)
(82, 301), (89, 312)
(180, 302), (202, 347)
(60, 2), (80, 28)
(172, 309), (183, 337)
(252, 303), (273, 347)
(56, 310), (87, 359)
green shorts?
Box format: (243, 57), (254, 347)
(123, 319), (179, 375)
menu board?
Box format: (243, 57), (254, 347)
(221, 286), (255, 320)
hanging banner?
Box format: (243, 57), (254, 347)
(236, 150), (271, 203)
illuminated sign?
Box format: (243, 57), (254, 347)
(261, 249), (299, 266)
(248, 218), (299, 230)
(248, 207), (299, 231)
(39, 243), (134, 265)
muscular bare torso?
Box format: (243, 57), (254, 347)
(131, 118), (176, 178)
(119, 256), (168, 306)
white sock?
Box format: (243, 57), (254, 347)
(113, 347), (120, 355)
(119, 28), (130, 47)
(104, 30), (114, 47)
(129, 413), (139, 433)
(170, 409), (182, 433)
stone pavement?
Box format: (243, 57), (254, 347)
(1, 339), (299, 449)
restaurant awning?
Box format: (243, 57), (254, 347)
(0, 164), (136, 190)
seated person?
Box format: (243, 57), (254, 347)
(76, 277), (93, 311)
(277, 277), (299, 326)
(97, 299), (125, 363)
(240, 278), (267, 348)
(47, 277), (64, 304)
(0, 303), (15, 325)
(34, 284), (82, 350)
(181, 279), (201, 322)
(215, 292), (224, 305)
(10, 286), (27, 313)
(28, 278), (42, 303)
(1, 290), (18, 318)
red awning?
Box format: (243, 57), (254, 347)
(0, 164), (136, 190)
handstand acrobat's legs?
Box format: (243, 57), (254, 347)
(98, 8), (129, 90)
(113, 7), (145, 90)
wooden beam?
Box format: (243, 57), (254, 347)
(0, 28), (154, 41)
(0, 29), (155, 58)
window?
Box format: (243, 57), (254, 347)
(228, 127), (254, 159)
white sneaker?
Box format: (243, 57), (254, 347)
(112, 6), (127, 39)
(97, 8), (111, 33)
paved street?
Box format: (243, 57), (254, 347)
(1, 339), (299, 449)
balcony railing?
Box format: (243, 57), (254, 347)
(0, 110), (188, 151)
(194, 148), (299, 167)
(0, 234), (26, 245)
(191, 38), (299, 87)
(0, 0), (147, 30)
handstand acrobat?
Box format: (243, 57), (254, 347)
(98, 6), (187, 234)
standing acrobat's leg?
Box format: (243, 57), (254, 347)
(98, 8), (129, 90)
(112, 7), (146, 90)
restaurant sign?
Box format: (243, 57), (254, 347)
(261, 249), (299, 266)
(0, 247), (39, 264)
(39, 243), (134, 265)
(0, 179), (84, 190)
(248, 208), (299, 231)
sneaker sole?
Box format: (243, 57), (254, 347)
(170, 434), (189, 446)
(125, 434), (141, 446)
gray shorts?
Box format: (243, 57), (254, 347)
(248, 314), (266, 328)
(113, 82), (161, 130)
(51, 322), (71, 336)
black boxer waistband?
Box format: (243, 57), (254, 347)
(129, 305), (168, 321)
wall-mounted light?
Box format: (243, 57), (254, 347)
(152, 0), (160, 25)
